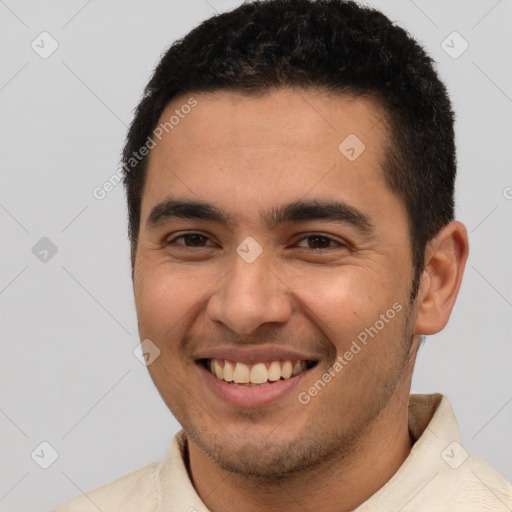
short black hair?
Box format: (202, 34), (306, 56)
(122, 0), (456, 300)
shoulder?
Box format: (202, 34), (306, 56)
(50, 460), (161, 512)
(416, 394), (512, 509)
(449, 451), (512, 510)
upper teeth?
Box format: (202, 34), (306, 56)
(208, 359), (307, 384)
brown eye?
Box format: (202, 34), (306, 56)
(167, 233), (212, 247)
(306, 235), (332, 249)
(296, 234), (344, 250)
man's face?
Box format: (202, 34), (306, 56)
(133, 88), (418, 477)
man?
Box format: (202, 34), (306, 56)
(53, 0), (512, 510)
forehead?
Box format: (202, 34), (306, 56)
(151, 88), (386, 157)
(141, 88), (399, 228)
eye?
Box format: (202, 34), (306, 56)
(295, 234), (345, 250)
(166, 233), (214, 248)
(165, 233), (346, 251)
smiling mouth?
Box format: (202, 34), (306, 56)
(200, 358), (317, 386)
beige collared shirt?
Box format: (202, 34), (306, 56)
(52, 394), (512, 511)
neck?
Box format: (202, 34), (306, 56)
(187, 392), (413, 512)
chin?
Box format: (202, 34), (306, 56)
(186, 417), (358, 481)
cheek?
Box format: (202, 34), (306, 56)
(134, 262), (221, 338)
(286, 264), (399, 343)
(134, 264), (189, 333)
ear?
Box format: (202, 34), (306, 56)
(413, 221), (469, 335)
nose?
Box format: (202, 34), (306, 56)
(206, 250), (293, 335)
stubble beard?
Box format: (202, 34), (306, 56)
(181, 303), (417, 482)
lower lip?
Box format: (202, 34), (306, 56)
(198, 363), (311, 408)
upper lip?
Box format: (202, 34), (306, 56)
(193, 345), (320, 364)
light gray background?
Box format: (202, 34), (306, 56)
(1, 1), (511, 510)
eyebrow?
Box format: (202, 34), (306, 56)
(146, 197), (374, 234)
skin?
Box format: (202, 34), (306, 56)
(132, 88), (469, 512)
